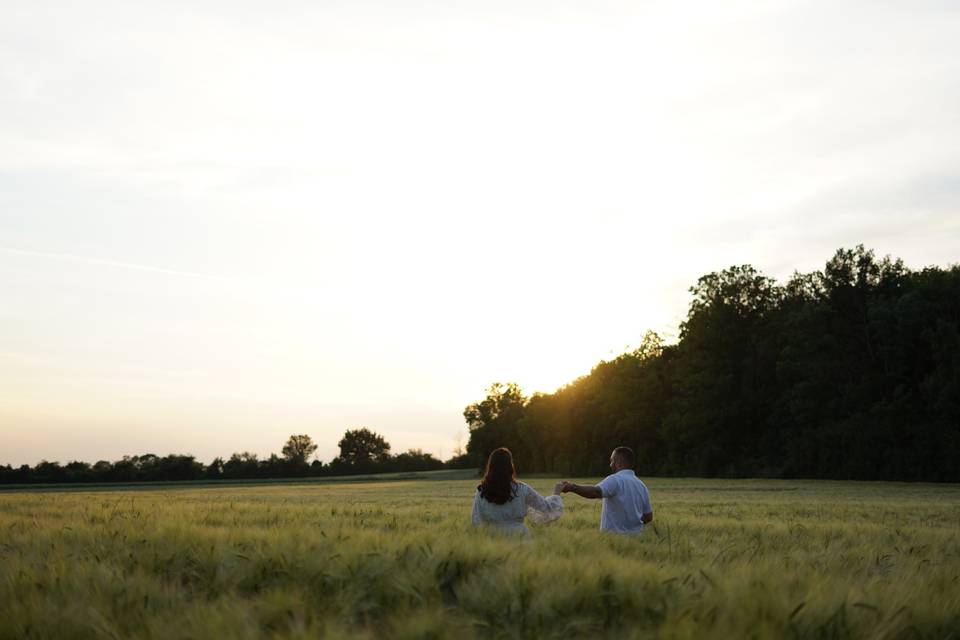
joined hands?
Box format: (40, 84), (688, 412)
(554, 481), (574, 495)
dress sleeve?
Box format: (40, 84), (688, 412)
(471, 490), (483, 526)
(522, 483), (564, 525)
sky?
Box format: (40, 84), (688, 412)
(2, 0), (958, 466)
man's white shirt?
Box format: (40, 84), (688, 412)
(596, 469), (653, 534)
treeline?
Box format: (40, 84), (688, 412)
(464, 246), (960, 482)
(0, 428), (465, 485)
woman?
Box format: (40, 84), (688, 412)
(471, 447), (564, 535)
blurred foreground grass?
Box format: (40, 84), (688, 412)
(1, 477), (959, 639)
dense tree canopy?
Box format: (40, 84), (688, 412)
(462, 246), (960, 481)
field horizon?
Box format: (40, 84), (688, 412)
(5, 468), (959, 494)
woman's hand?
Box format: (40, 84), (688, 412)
(553, 481), (565, 495)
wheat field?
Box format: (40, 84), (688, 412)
(1, 475), (958, 639)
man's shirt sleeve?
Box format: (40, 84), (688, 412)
(596, 474), (618, 498)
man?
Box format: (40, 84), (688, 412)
(561, 446), (654, 534)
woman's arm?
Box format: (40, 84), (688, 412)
(523, 483), (564, 524)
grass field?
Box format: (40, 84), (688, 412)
(2, 475), (959, 639)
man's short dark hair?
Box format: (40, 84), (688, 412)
(612, 446), (635, 468)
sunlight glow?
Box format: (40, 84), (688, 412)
(2, 0), (958, 464)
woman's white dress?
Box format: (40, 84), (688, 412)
(471, 481), (564, 535)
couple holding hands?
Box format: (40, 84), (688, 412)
(471, 446), (654, 536)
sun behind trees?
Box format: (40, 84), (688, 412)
(462, 246), (960, 482)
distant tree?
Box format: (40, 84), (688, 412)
(2, 464), (32, 483)
(281, 434), (318, 465)
(260, 453), (286, 478)
(223, 452), (260, 479)
(155, 454), (203, 481)
(33, 461), (66, 483)
(64, 461), (92, 483)
(389, 449), (445, 472)
(205, 457), (224, 479)
(445, 452), (479, 470)
(110, 456), (137, 482)
(135, 454), (160, 480)
(91, 460), (112, 480)
(337, 428), (391, 468)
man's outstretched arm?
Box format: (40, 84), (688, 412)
(561, 482), (603, 499)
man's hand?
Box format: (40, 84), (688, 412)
(559, 481), (574, 493)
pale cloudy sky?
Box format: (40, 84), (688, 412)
(2, 0), (958, 466)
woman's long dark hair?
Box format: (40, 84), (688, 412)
(478, 447), (518, 505)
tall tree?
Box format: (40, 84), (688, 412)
(464, 382), (528, 463)
(282, 434), (318, 465)
(337, 428), (391, 467)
